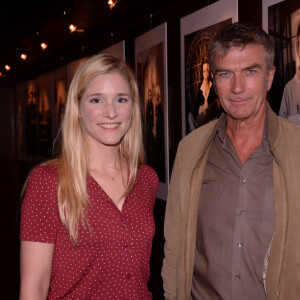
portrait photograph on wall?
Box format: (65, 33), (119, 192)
(24, 82), (38, 156)
(180, 0), (238, 136)
(263, 0), (300, 121)
(53, 66), (68, 141)
(99, 40), (125, 60)
(135, 22), (169, 200)
(16, 84), (25, 159)
(37, 73), (52, 158)
(55, 77), (68, 130)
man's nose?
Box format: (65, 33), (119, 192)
(231, 74), (245, 94)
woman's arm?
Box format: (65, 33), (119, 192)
(19, 241), (54, 300)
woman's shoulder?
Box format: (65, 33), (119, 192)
(137, 164), (159, 191)
(138, 164), (159, 185)
(28, 162), (58, 185)
(139, 164), (157, 175)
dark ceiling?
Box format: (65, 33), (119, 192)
(0, 0), (186, 82)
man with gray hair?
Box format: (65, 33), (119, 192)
(162, 22), (300, 300)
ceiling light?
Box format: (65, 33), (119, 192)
(41, 42), (48, 50)
(69, 24), (77, 33)
(21, 53), (27, 61)
(5, 65), (11, 71)
(69, 24), (85, 33)
(108, 0), (117, 9)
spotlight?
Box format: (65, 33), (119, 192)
(69, 24), (77, 33)
(41, 43), (48, 50)
(108, 0), (117, 9)
(21, 53), (27, 60)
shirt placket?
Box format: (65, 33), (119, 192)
(232, 164), (248, 300)
(119, 198), (136, 299)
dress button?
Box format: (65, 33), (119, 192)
(122, 220), (127, 226)
(125, 245), (130, 252)
(126, 273), (131, 279)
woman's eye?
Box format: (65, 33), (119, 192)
(116, 97), (128, 103)
(90, 98), (101, 103)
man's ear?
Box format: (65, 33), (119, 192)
(267, 66), (276, 91)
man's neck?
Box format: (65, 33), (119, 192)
(225, 108), (266, 164)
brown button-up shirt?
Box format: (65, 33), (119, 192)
(191, 117), (275, 300)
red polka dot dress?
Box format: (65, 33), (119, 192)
(20, 164), (159, 299)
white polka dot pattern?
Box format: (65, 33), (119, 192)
(20, 164), (159, 299)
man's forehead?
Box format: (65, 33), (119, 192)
(214, 44), (264, 60)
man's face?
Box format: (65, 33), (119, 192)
(213, 44), (275, 123)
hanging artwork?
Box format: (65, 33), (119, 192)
(135, 23), (169, 200)
(180, 0), (238, 136)
(24, 82), (38, 156)
(69, 57), (89, 83)
(99, 40), (125, 60)
(36, 72), (52, 158)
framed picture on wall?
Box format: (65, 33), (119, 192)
(36, 72), (53, 158)
(180, 0), (238, 136)
(69, 57), (89, 83)
(53, 66), (68, 142)
(263, 0), (300, 118)
(99, 40), (125, 60)
(16, 84), (25, 160)
(23, 81), (38, 157)
(135, 22), (169, 201)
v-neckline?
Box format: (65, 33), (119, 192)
(87, 167), (131, 212)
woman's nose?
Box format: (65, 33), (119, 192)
(104, 102), (117, 119)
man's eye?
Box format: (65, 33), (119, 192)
(247, 69), (256, 74)
(218, 72), (231, 78)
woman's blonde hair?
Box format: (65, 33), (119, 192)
(44, 54), (144, 244)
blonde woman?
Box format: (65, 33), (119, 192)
(19, 54), (159, 299)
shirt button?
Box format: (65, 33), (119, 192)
(240, 210), (245, 215)
(242, 178), (247, 183)
(125, 245), (130, 252)
(235, 275), (241, 279)
(237, 242), (243, 247)
(126, 273), (131, 279)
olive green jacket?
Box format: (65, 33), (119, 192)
(162, 103), (300, 299)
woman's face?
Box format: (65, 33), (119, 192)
(79, 71), (133, 149)
(202, 63), (210, 80)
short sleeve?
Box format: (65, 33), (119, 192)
(20, 164), (59, 244)
(139, 164), (159, 206)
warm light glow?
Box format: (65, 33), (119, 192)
(69, 24), (77, 33)
(21, 53), (27, 60)
(108, 0), (117, 9)
(41, 42), (48, 50)
(5, 65), (11, 71)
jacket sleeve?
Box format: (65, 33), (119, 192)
(161, 146), (183, 300)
